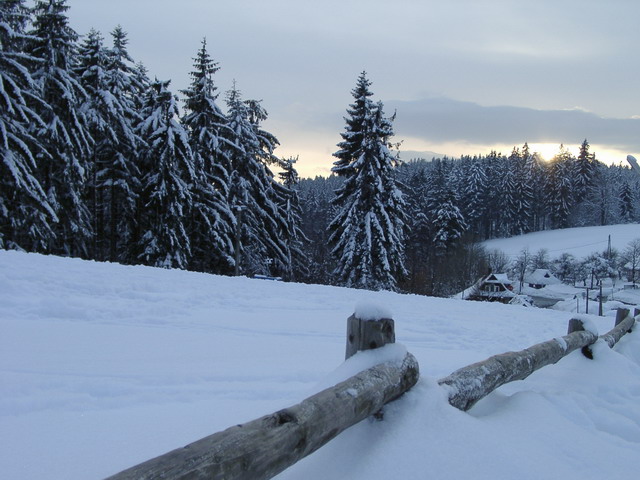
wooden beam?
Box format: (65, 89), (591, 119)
(439, 325), (598, 411)
(106, 352), (419, 480)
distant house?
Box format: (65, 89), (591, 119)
(523, 269), (561, 289)
(520, 269), (580, 308)
(468, 273), (517, 303)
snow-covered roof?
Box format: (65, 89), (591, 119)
(485, 273), (512, 284)
(524, 269), (561, 286)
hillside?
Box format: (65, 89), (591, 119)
(482, 223), (640, 259)
(1, 251), (640, 479)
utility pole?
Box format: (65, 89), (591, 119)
(599, 283), (604, 316)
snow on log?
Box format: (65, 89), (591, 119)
(439, 324), (598, 412)
(105, 352), (419, 480)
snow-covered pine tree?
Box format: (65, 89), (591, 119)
(329, 73), (407, 291)
(75, 27), (141, 262)
(74, 28), (108, 259)
(574, 139), (595, 200)
(277, 156), (309, 281)
(546, 146), (574, 229)
(515, 143), (534, 233)
(572, 139), (596, 225)
(0, 0), (57, 250)
(462, 156), (487, 238)
(502, 146), (532, 236)
(333, 71), (373, 177)
(28, 0), (92, 257)
(619, 181), (635, 223)
(136, 79), (194, 269)
(399, 161), (432, 293)
(432, 187), (468, 254)
(481, 151), (506, 238)
(224, 84), (289, 277)
(523, 146), (545, 231)
(181, 38), (235, 274)
(99, 26), (142, 263)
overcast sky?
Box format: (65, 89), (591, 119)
(65, 0), (640, 177)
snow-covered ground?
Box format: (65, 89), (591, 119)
(2, 250), (640, 480)
(482, 223), (640, 259)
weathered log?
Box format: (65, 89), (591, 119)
(105, 352), (419, 480)
(438, 325), (598, 412)
(346, 314), (395, 360)
(601, 313), (635, 348)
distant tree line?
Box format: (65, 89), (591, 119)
(298, 141), (640, 296)
(2, 1), (638, 298)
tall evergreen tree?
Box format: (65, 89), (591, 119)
(181, 39), (235, 274)
(225, 84), (288, 276)
(432, 187), (468, 254)
(574, 139), (595, 200)
(28, 0), (92, 256)
(547, 146), (574, 229)
(277, 156), (309, 281)
(461, 156), (487, 238)
(619, 181), (635, 223)
(329, 73), (407, 291)
(0, 0), (57, 250)
(99, 26), (142, 263)
(74, 28), (108, 259)
(136, 79), (194, 269)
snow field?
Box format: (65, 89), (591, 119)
(482, 223), (640, 259)
(1, 250), (639, 479)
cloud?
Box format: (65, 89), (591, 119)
(386, 97), (640, 152)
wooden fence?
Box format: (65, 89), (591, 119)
(106, 308), (637, 480)
(106, 315), (418, 480)
(439, 307), (638, 411)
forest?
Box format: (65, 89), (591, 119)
(2, 1), (639, 297)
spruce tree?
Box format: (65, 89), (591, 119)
(329, 73), (407, 291)
(277, 156), (309, 281)
(224, 84), (288, 276)
(28, 0), (92, 256)
(461, 156), (487, 238)
(0, 0), (56, 250)
(574, 139), (595, 200)
(619, 181), (635, 222)
(546, 146), (574, 229)
(100, 26), (142, 263)
(181, 39), (235, 274)
(136, 79), (194, 268)
(432, 187), (468, 254)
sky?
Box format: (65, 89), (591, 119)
(64, 0), (640, 178)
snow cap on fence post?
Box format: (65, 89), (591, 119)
(346, 302), (395, 360)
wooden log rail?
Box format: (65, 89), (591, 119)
(106, 307), (637, 479)
(439, 308), (638, 412)
(106, 314), (419, 480)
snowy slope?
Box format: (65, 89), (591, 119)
(1, 251), (640, 480)
(482, 223), (640, 259)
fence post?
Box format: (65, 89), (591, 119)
(567, 318), (586, 334)
(567, 318), (594, 359)
(345, 314), (395, 360)
(615, 308), (630, 326)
